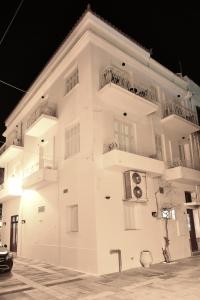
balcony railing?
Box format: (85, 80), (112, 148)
(23, 157), (57, 178)
(100, 66), (158, 104)
(167, 159), (200, 171)
(162, 101), (198, 126)
(26, 101), (57, 131)
(0, 138), (23, 156)
(103, 142), (162, 161)
(0, 144), (6, 156)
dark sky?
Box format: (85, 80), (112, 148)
(0, 1), (200, 140)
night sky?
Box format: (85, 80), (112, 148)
(0, 1), (200, 141)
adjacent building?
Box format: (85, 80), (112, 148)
(0, 10), (200, 275)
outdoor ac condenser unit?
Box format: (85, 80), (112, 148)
(123, 170), (148, 202)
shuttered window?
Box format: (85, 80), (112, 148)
(67, 205), (79, 232)
(123, 202), (138, 230)
(155, 134), (163, 160)
(65, 123), (80, 159)
(65, 69), (79, 95)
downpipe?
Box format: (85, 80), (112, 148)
(110, 249), (122, 272)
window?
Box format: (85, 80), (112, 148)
(65, 123), (80, 159)
(196, 106), (200, 125)
(67, 205), (79, 232)
(123, 202), (140, 230)
(155, 134), (163, 160)
(65, 68), (79, 95)
(114, 119), (135, 153)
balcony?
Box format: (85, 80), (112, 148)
(25, 101), (58, 137)
(23, 158), (58, 189)
(161, 101), (200, 138)
(164, 159), (200, 185)
(98, 66), (158, 115)
(0, 140), (23, 167)
(0, 182), (22, 202)
(99, 149), (165, 177)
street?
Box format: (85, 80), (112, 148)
(1, 255), (200, 299)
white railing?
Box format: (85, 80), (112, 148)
(162, 100), (198, 126)
(100, 66), (158, 104)
(26, 101), (57, 130)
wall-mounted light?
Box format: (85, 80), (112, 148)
(3, 222), (6, 226)
(21, 220), (26, 224)
(105, 195), (111, 199)
(63, 188), (68, 194)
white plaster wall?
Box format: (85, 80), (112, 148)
(94, 170), (164, 274)
(18, 183), (59, 264)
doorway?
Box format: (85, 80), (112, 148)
(196, 106), (200, 125)
(185, 192), (198, 252)
(10, 215), (18, 252)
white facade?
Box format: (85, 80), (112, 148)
(0, 10), (200, 275)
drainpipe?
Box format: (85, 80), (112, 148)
(110, 249), (122, 272)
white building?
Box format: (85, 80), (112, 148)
(0, 9), (200, 275)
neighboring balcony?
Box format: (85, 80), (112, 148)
(0, 140), (23, 167)
(23, 158), (58, 189)
(161, 101), (200, 138)
(98, 148), (165, 177)
(164, 159), (200, 185)
(98, 66), (158, 115)
(0, 181), (22, 202)
(25, 101), (58, 137)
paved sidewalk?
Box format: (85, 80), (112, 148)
(1, 255), (200, 299)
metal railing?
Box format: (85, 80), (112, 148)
(23, 157), (57, 178)
(26, 101), (57, 130)
(100, 66), (158, 104)
(0, 137), (23, 156)
(162, 100), (198, 126)
(167, 159), (200, 171)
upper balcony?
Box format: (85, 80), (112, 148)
(25, 101), (58, 137)
(98, 145), (165, 177)
(164, 159), (200, 185)
(0, 139), (23, 167)
(161, 100), (200, 139)
(23, 157), (58, 189)
(98, 66), (158, 115)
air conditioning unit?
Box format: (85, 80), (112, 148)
(123, 170), (148, 202)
